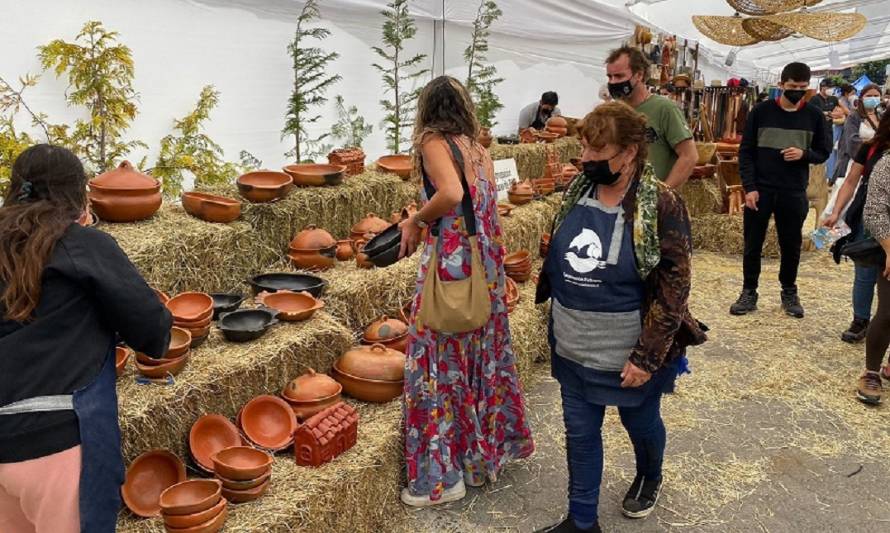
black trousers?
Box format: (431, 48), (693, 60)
(743, 188), (809, 290)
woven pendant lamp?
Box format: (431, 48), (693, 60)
(726, 0), (823, 16)
(763, 12), (867, 41)
(741, 17), (795, 41)
(692, 14), (762, 46)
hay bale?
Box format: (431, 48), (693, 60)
(117, 402), (406, 533)
(691, 213), (779, 258)
(99, 206), (258, 294)
(508, 262), (551, 382)
(680, 177), (723, 217)
(117, 313), (354, 462)
(489, 137), (581, 181)
(500, 194), (562, 254)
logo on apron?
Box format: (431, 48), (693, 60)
(565, 228), (607, 273)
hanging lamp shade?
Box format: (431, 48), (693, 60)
(763, 12), (867, 42)
(693, 14), (762, 46)
(726, 0), (823, 16)
(741, 17), (795, 41)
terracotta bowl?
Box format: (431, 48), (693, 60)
(216, 470), (271, 491)
(236, 171), (293, 203)
(184, 323), (212, 339)
(239, 395), (297, 451)
(332, 362), (404, 403)
(116, 346), (132, 377)
(164, 504), (227, 533)
(211, 446), (274, 481)
(507, 191), (534, 205)
(168, 327), (193, 358)
(162, 498), (226, 529)
(287, 249), (336, 272)
(256, 290), (324, 322)
(182, 192), (242, 224)
(504, 250), (531, 266)
(189, 415), (243, 473)
(174, 314), (213, 330)
(136, 350), (186, 367)
(376, 155), (412, 179)
(221, 478), (270, 504)
(282, 164), (346, 187)
(159, 479), (222, 516)
(121, 450), (187, 518)
(154, 288), (171, 305)
(210, 293), (245, 320)
(166, 292), (214, 322)
(135, 352), (189, 379)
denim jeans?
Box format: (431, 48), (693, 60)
(851, 226), (879, 320)
(827, 123), (843, 178)
(557, 360), (666, 526)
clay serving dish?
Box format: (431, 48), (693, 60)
(221, 478), (270, 504)
(350, 213), (391, 241)
(218, 309), (278, 343)
(211, 446), (273, 481)
(239, 395), (297, 451)
(236, 171), (293, 203)
(337, 343), (405, 382)
(282, 368), (343, 420)
(210, 293), (245, 320)
(122, 450), (187, 518)
(164, 504), (227, 533)
(216, 470), (271, 491)
(247, 273), (327, 298)
(162, 498), (226, 530)
(282, 163), (346, 187)
(135, 352), (190, 379)
(166, 292), (214, 322)
(159, 479), (222, 516)
(335, 240), (355, 261)
(181, 192), (241, 223)
(189, 415), (243, 473)
(256, 290), (324, 322)
(331, 361), (403, 403)
(376, 155), (412, 179)
(88, 161), (162, 223)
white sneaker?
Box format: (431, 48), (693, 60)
(400, 479), (467, 507)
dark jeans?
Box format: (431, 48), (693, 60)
(558, 366), (666, 526)
(743, 188), (809, 290)
(866, 275), (890, 372)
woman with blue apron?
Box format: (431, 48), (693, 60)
(0, 145), (172, 533)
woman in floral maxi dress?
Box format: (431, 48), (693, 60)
(397, 76), (535, 507)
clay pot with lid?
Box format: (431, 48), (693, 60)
(236, 171), (293, 203)
(332, 345), (405, 403)
(88, 161), (162, 223)
(288, 225), (337, 271)
(362, 316), (409, 353)
(281, 368), (343, 420)
(478, 128), (493, 148)
(350, 213), (390, 241)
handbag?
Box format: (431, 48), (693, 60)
(841, 237), (887, 268)
(415, 137), (492, 333)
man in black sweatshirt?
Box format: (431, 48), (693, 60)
(730, 62), (831, 318)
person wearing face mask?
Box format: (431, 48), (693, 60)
(604, 46), (698, 189)
(534, 102), (707, 533)
(812, 80), (841, 176)
(832, 84), (883, 185)
(730, 62), (832, 319)
(518, 91), (561, 132)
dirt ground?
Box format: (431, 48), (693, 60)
(403, 251), (890, 533)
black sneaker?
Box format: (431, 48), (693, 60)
(622, 475), (662, 519)
(535, 517), (601, 533)
(781, 289), (804, 319)
(730, 289), (758, 315)
(841, 318), (870, 344)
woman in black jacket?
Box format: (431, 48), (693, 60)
(0, 145), (172, 532)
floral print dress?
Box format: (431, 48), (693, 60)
(404, 135), (535, 500)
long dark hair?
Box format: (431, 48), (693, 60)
(867, 110), (890, 154)
(0, 144), (88, 321)
(856, 83), (881, 129)
(411, 76), (480, 177)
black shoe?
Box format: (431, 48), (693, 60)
(536, 517), (602, 533)
(730, 289), (758, 315)
(781, 289), (804, 319)
(841, 318), (870, 344)
(622, 475), (662, 519)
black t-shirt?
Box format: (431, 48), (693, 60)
(853, 143), (885, 179)
(811, 94), (839, 115)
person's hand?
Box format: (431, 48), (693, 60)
(822, 213), (839, 228)
(782, 147), (805, 161)
(884, 255), (890, 281)
(620, 361), (652, 388)
(398, 217), (423, 259)
(745, 191), (760, 211)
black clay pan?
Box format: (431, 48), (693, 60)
(217, 309), (278, 343)
(210, 293), (245, 320)
(246, 273), (327, 298)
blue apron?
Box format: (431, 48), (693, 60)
(0, 344), (124, 532)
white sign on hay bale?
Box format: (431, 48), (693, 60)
(494, 158), (519, 201)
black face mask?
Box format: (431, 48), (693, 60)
(783, 89), (807, 105)
(582, 159), (622, 186)
(608, 79), (634, 100)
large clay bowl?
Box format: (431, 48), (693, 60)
(135, 353), (190, 379)
(236, 171), (293, 203)
(181, 192), (241, 223)
(282, 163), (346, 187)
(166, 292), (214, 322)
(247, 273), (327, 298)
(376, 155), (412, 179)
(239, 395), (297, 451)
(164, 504), (227, 533)
(116, 346), (132, 377)
(189, 415), (243, 473)
(210, 293), (245, 320)
(216, 471), (271, 491)
(221, 478), (270, 504)
(211, 447), (274, 481)
(136, 350), (188, 367)
(507, 191), (533, 205)
(159, 479), (222, 516)
(162, 498), (226, 530)
(88, 188), (162, 223)
(504, 250), (531, 267)
(332, 362), (404, 403)
(218, 309), (277, 343)
(122, 450), (186, 518)
(256, 290), (324, 322)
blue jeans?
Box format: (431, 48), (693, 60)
(853, 263), (878, 320)
(827, 124), (843, 178)
(558, 363), (666, 526)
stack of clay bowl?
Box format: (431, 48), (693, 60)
(332, 344), (406, 403)
(504, 250), (532, 283)
(288, 225), (337, 271)
(88, 161), (162, 223)
(362, 315), (409, 353)
(166, 292), (214, 348)
(532, 176), (556, 196)
(350, 213), (391, 242)
(134, 326), (192, 380)
(507, 180), (535, 206)
(505, 277), (520, 313)
(557, 164), (578, 191)
(159, 479), (226, 532)
(211, 446), (274, 504)
(281, 368), (343, 422)
(545, 116), (568, 138)
(539, 233), (551, 259)
(189, 415), (244, 474)
(237, 395), (297, 452)
(122, 450), (187, 518)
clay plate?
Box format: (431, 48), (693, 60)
(256, 290), (324, 322)
(210, 293), (245, 320)
(159, 479), (222, 516)
(239, 395), (297, 450)
(166, 292), (214, 322)
(162, 498), (226, 529)
(221, 478), (270, 504)
(164, 504), (227, 533)
(189, 414), (243, 473)
(211, 446), (274, 481)
(121, 450), (187, 517)
(376, 155), (412, 179)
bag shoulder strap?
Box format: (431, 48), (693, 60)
(421, 136), (478, 237)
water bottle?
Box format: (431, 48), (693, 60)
(811, 221), (851, 250)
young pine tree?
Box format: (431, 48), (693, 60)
(465, 0), (503, 130)
(330, 95), (373, 149)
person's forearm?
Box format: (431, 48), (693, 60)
(664, 153), (696, 189)
(881, 238), (890, 256)
(415, 190), (462, 226)
(833, 174), (860, 215)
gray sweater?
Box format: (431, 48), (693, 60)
(865, 155), (890, 241)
